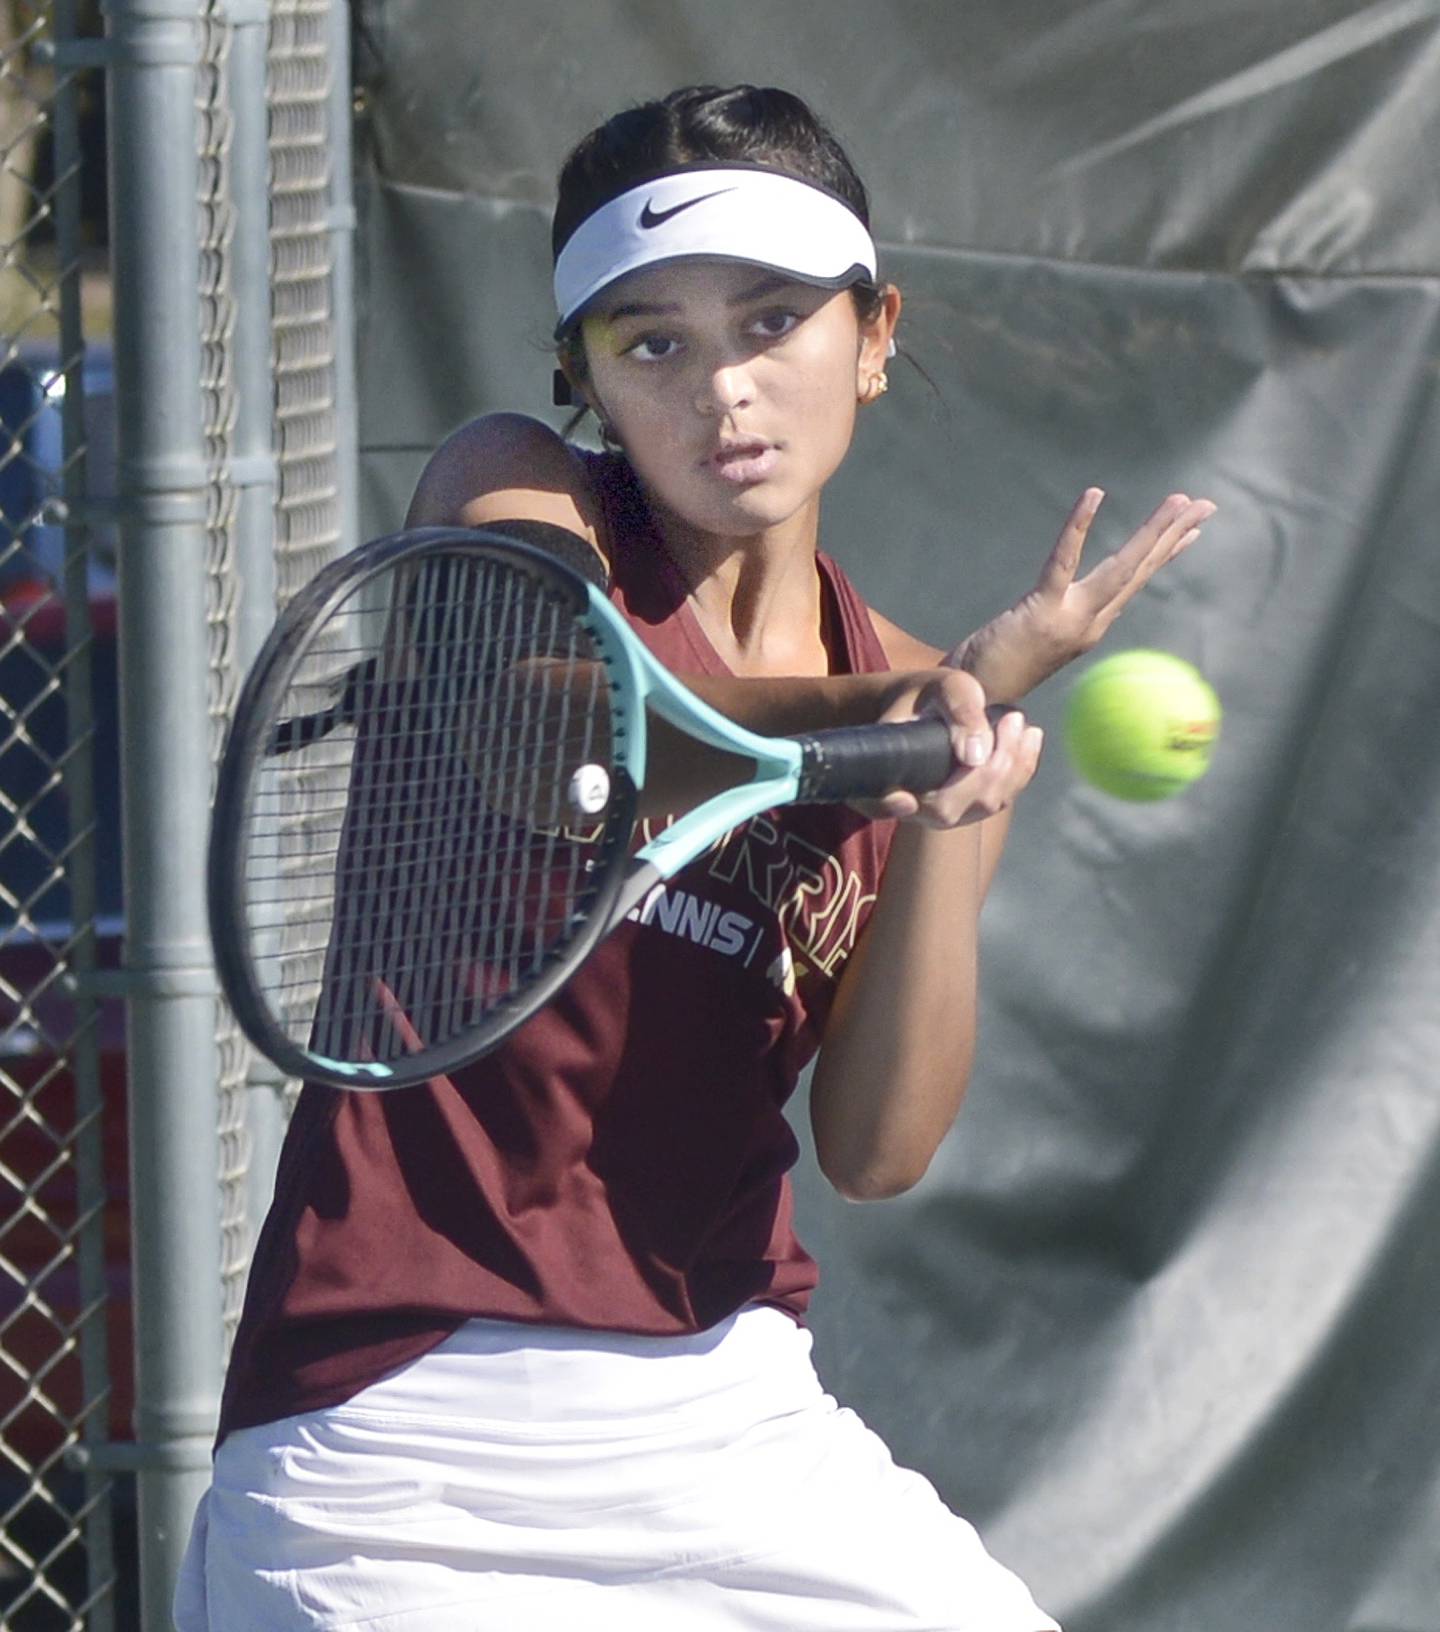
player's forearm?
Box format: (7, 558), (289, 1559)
(641, 670), (941, 818)
(683, 671), (924, 736)
(808, 821), (987, 1201)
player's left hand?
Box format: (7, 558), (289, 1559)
(946, 488), (1216, 703)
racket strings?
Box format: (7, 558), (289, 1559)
(239, 553), (619, 1068)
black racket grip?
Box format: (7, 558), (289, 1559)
(795, 717), (957, 803)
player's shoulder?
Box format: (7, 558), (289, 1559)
(406, 413), (609, 569)
(864, 604), (946, 671)
(412, 413), (591, 509)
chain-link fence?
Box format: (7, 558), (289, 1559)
(206, 0), (349, 1350)
(1, 1), (123, 1625)
(269, 0), (344, 605)
(2, 2), (354, 1625)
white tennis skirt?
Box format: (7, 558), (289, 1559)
(175, 1307), (1058, 1632)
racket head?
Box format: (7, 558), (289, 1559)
(208, 526), (639, 1090)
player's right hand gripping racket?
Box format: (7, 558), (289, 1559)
(208, 523), (958, 1089)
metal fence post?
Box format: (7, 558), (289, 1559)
(327, 0), (360, 562)
(217, 0), (286, 1270)
(102, 0), (225, 1625)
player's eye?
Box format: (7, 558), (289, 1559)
(624, 333), (681, 362)
(749, 309), (800, 340)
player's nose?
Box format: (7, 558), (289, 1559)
(694, 361), (755, 417)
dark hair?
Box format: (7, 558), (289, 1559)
(553, 85), (872, 253)
(553, 85), (885, 408)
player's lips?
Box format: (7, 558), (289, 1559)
(706, 439), (779, 484)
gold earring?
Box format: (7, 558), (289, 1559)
(859, 372), (889, 405)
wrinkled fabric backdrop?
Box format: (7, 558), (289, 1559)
(349, 4), (1440, 1627)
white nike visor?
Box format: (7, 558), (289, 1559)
(553, 165), (878, 335)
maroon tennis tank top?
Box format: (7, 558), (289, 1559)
(218, 454), (898, 1441)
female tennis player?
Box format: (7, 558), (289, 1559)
(178, 84), (1214, 1631)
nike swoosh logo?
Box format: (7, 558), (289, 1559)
(638, 188), (736, 229)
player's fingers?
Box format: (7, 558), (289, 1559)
(1143, 494), (1216, 560)
(985, 709), (1034, 792)
(918, 668), (993, 767)
(1075, 494), (1215, 612)
(975, 719), (1043, 818)
(1016, 722), (1045, 785)
(1119, 493), (1210, 567)
(848, 789), (920, 822)
(981, 713), (1044, 804)
(919, 708), (1032, 826)
(1154, 496), (1216, 561)
(877, 789), (921, 820)
(963, 733), (1022, 820)
(960, 704), (1028, 782)
(1098, 493), (1191, 584)
(1035, 486), (1104, 596)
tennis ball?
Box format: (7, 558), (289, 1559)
(1064, 650), (1220, 802)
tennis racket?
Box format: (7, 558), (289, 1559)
(208, 522), (958, 1090)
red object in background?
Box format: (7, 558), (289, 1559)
(0, 928), (133, 1465)
(1, 345), (132, 1472)
(0, 585), (134, 1474)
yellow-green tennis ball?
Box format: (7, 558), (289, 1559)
(1064, 650), (1221, 802)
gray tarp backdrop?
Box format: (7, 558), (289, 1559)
(348, 4), (1440, 1627)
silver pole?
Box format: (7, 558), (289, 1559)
(220, 0), (286, 1243)
(327, 0), (360, 557)
(102, 1), (225, 1626)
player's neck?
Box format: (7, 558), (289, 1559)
(655, 504), (829, 676)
